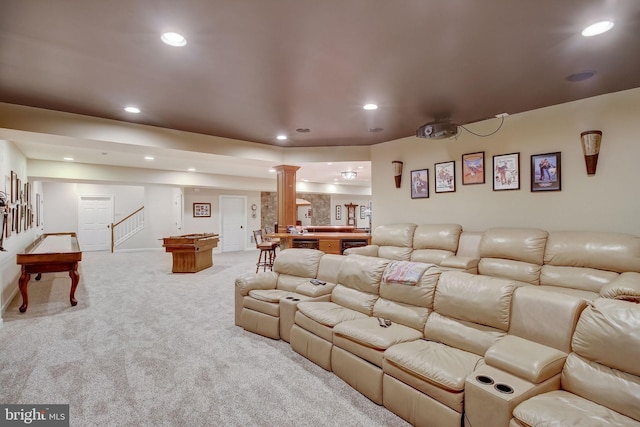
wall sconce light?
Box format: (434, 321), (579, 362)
(580, 130), (602, 175)
(341, 171), (357, 180)
(392, 161), (403, 188)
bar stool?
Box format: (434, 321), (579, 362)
(263, 226), (281, 248)
(253, 230), (278, 273)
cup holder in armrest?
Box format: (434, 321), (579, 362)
(494, 383), (514, 394)
(475, 375), (494, 385)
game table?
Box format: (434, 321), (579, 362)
(16, 232), (82, 313)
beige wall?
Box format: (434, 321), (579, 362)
(371, 88), (640, 235)
(183, 187), (262, 250)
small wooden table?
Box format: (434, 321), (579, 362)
(162, 233), (220, 273)
(16, 232), (82, 313)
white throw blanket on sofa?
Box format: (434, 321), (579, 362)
(382, 260), (433, 286)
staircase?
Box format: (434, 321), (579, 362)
(111, 206), (144, 252)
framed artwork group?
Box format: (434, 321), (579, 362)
(3, 170), (36, 239)
(193, 202), (211, 217)
(410, 150), (562, 199)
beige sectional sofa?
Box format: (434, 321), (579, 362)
(510, 298), (640, 427)
(234, 225), (640, 426)
(235, 249), (344, 341)
(346, 223), (640, 300)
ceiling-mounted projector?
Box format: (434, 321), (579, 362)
(416, 120), (459, 139)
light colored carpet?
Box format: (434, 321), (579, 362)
(0, 249), (409, 426)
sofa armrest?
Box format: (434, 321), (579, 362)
(485, 335), (567, 384)
(235, 271), (278, 296)
(343, 245), (379, 257)
(439, 256), (480, 271)
(295, 281), (337, 297)
(600, 272), (640, 302)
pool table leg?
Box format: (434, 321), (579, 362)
(69, 266), (79, 306)
(18, 270), (30, 313)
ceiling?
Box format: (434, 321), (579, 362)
(1, 1), (640, 186)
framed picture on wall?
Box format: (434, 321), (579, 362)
(335, 205), (341, 220)
(531, 152), (561, 192)
(11, 171), (17, 203)
(434, 161), (456, 193)
(410, 169), (429, 199)
(493, 152), (520, 191)
(193, 202), (211, 217)
(360, 205), (366, 219)
(462, 152), (485, 185)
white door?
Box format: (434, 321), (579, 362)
(220, 195), (246, 252)
(78, 195), (113, 251)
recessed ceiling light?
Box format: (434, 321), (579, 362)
(161, 32), (187, 46)
(63, 157), (74, 161)
(327, 162), (333, 165)
(144, 156), (154, 160)
(268, 168), (276, 173)
(566, 70), (597, 82)
(363, 103), (378, 110)
(187, 168), (196, 172)
(124, 106), (141, 113)
(582, 21), (614, 37)
(276, 135), (287, 140)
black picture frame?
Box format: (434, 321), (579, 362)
(531, 152), (561, 192)
(434, 161), (456, 193)
(462, 152), (485, 185)
(193, 202), (211, 217)
(493, 152), (520, 191)
(410, 169), (429, 199)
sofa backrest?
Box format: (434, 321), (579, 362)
(424, 271), (516, 356)
(456, 231), (483, 258)
(540, 231), (640, 294)
(316, 253), (346, 284)
(478, 227), (548, 285)
(410, 224), (462, 264)
(562, 298), (640, 421)
(273, 248), (325, 291)
(372, 223), (417, 260)
(372, 261), (441, 331)
(332, 254), (390, 315)
(508, 286), (587, 353)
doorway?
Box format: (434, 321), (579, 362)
(78, 195), (113, 251)
(220, 195), (246, 252)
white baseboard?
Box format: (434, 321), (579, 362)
(1, 285), (19, 319)
(113, 247), (164, 253)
